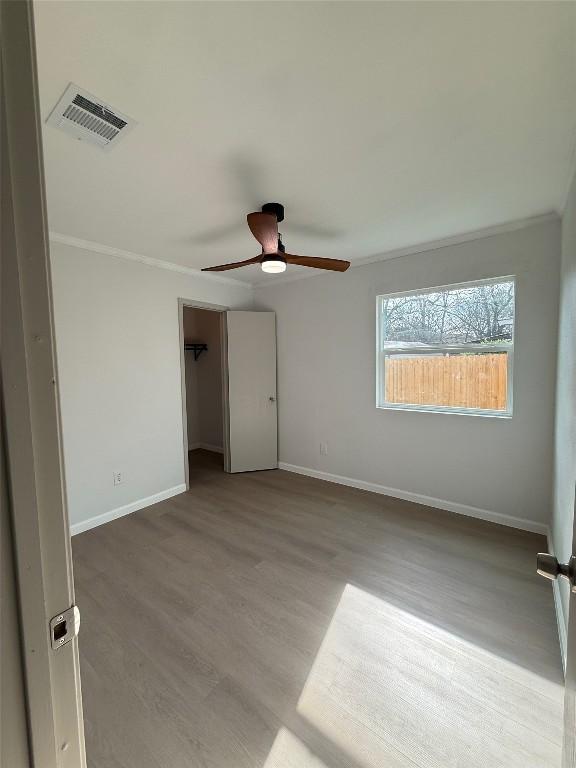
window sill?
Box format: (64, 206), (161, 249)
(376, 403), (513, 419)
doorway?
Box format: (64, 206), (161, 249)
(179, 303), (278, 484)
(180, 304), (227, 486)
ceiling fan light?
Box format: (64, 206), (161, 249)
(261, 257), (286, 274)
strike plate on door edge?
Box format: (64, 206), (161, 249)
(50, 605), (81, 650)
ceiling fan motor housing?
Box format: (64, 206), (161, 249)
(261, 202), (284, 222)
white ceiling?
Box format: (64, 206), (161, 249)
(35, 1), (576, 285)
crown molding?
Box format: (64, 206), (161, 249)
(50, 211), (559, 291)
(253, 211), (559, 289)
(48, 232), (250, 288)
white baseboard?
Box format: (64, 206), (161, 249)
(200, 442), (223, 454)
(191, 442), (223, 454)
(547, 526), (568, 673)
(278, 462), (548, 536)
(70, 484), (187, 536)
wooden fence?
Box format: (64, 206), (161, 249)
(384, 353), (507, 410)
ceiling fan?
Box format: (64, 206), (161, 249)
(201, 203), (350, 275)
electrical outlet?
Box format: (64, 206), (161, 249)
(113, 471), (123, 486)
(320, 442), (328, 456)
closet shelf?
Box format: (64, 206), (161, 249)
(184, 342), (208, 361)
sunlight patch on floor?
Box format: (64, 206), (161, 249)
(263, 728), (329, 768)
(293, 584), (563, 768)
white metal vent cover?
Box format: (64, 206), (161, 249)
(46, 83), (136, 150)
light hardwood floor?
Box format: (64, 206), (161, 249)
(73, 450), (564, 768)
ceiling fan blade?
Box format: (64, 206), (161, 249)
(285, 254), (350, 272)
(201, 255), (261, 272)
(247, 212), (278, 253)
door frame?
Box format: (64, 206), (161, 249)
(178, 298), (231, 488)
(1, 1), (86, 765)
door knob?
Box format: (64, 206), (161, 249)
(536, 553), (576, 592)
(269, 396), (276, 402)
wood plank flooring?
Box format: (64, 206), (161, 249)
(73, 449), (564, 768)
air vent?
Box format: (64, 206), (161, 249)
(46, 84), (136, 150)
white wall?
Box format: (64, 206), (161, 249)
(552, 173), (576, 650)
(183, 311), (201, 447)
(183, 307), (224, 451)
(50, 241), (252, 532)
(52, 219), (562, 536)
(196, 310), (224, 450)
(255, 219), (560, 531)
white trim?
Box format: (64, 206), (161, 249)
(49, 232), (248, 287)
(278, 462), (548, 535)
(338, 214), (556, 269)
(49, 214), (558, 291)
(547, 526), (568, 673)
(188, 442), (224, 454)
(254, 212), (558, 288)
(377, 403), (512, 419)
(70, 484), (186, 536)
(200, 442), (224, 454)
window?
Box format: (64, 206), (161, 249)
(377, 277), (515, 416)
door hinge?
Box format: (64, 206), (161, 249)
(536, 554), (576, 593)
(49, 605), (80, 650)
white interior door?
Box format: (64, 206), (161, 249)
(2, 1), (86, 765)
(560, 489), (576, 768)
(538, 494), (576, 768)
(225, 311), (277, 473)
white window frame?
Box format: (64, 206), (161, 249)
(376, 276), (515, 417)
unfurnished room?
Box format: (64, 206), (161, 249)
(2, 2), (576, 767)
